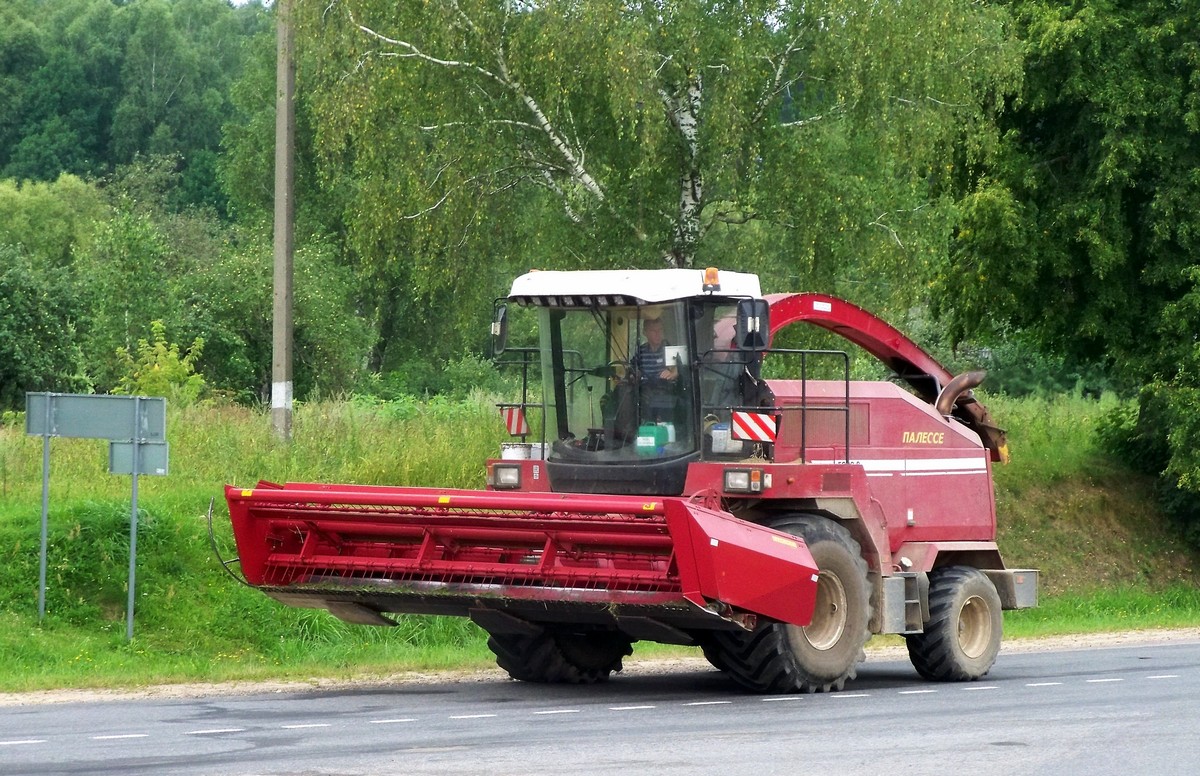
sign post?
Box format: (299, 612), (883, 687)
(127, 396), (141, 643)
(25, 393), (169, 640)
(38, 397), (51, 622)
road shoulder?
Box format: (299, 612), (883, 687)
(3, 627), (1198, 707)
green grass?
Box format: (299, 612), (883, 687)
(0, 395), (509, 692)
(0, 391), (1197, 693)
(986, 392), (1200, 596)
(1004, 585), (1200, 638)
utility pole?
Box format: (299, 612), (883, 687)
(272, 0), (295, 441)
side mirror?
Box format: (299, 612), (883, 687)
(736, 299), (770, 351)
(491, 303), (509, 355)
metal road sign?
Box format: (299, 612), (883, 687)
(25, 393), (166, 442)
(109, 441), (170, 476)
(25, 392), (170, 641)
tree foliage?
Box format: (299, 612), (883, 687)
(0, 174), (109, 268)
(0, 0), (267, 212)
(173, 225), (373, 403)
(74, 209), (176, 390)
(0, 146), (370, 409)
(293, 0), (1020, 323)
(0, 245), (90, 406)
(937, 0), (1200, 380)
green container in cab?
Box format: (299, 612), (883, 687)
(635, 423), (669, 456)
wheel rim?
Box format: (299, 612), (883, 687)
(802, 570), (847, 651)
(957, 594), (993, 659)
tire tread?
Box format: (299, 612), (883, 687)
(906, 565), (1002, 682)
(487, 629), (631, 684)
(701, 515), (870, 693)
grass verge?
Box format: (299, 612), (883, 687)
(0, 392), (1196, 692)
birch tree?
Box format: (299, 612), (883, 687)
(298, 0), (1019, 312)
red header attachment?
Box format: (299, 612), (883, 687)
(665, 500), (818, 627)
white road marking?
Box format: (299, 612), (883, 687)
(15, 667), (1187, 749)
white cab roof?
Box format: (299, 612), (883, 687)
(508, 268), (762, 304)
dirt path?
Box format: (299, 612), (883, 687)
(3, 628), (1198, 708)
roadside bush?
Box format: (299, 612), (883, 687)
(114, 320), (207, 405)
(368, 354), (518, 400)
(73, 210), (176, 391)
(0, 244), (90, 408)
(1096, 383), (1200, 549)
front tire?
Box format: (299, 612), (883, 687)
(703, 515), (871, 693)
(906, 566), (1003, 681)
(487, 627), (633, 684)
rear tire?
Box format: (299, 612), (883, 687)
(906, 566), (1002, 681)
(487, 628), (633, 684)
(703, 515), (871, 693)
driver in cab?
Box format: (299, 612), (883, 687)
(633, 317), (677, 422)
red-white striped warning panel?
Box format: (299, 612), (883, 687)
(731, 411), (778, 442)
(499, 406), (529, 436)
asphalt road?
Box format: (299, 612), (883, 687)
(2, 637), (1198, 776)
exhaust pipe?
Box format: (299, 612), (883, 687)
(936, 370), (987, 417)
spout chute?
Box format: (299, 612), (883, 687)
(936, 370), (987, 417)
(765, 293), (1008, 461)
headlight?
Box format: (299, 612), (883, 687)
(724, 468), (764, 493)
(491, 464), (522, 489)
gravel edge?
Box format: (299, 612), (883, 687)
(2, 627), (1197, 708)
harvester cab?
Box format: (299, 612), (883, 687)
(494, 268), (771, 496)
